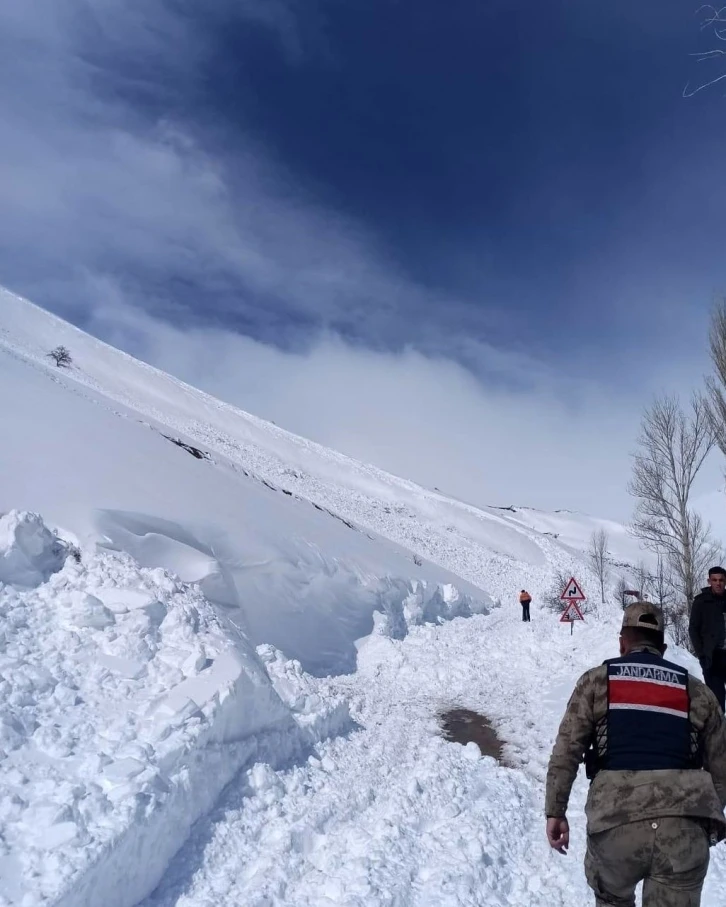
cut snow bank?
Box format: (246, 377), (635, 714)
(0, 511), (297, 907)
(94, 508), (493, 678)
(0, 512), (487, 907)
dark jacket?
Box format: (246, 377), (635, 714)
(689, 587), (726, 663)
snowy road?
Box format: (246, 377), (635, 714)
(142, 606), (726, 907)
(142, 608), (601, 907)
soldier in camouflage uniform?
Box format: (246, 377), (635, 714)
(545, 602), (726, 906)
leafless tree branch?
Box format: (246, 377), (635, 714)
(628, 394), (719, 615)
(588, 529), (609, 604)
(684, 6), (726, 96)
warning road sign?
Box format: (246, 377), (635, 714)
(560, 601), (585, 623)
(560, 576), (586, 602)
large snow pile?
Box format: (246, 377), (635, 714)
(0, 511), (489, 907)
(95, 509), (491, 678)
(0, 511), (299, 907)
(0, 317), (496, 679)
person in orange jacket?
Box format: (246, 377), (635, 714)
(519, 589), (532, 622)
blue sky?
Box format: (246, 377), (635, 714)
(1, 1), (726, 517)
(194, 0), (719, 351)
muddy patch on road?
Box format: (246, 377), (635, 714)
(439, 708), (505, 763)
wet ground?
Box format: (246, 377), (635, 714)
(439, 708), (505, 762)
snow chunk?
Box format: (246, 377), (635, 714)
(96, 652), (147, 680)
(93, 588), (165, 618)
(0, 511), (66, 589)
(259, 645), (352, 743)
(62, 593), (115, 630)
(102, 757), (146, 784)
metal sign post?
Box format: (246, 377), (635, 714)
(559, 576), (586, 635)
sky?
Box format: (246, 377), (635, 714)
(1, 0), (726, 520)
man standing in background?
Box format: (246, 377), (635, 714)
(690, 566), (726, 712)
(519, 589), (532, 622)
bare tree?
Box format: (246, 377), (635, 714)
(628, 394), (719, 612)
(648, 553), (691, 647)
(545, 569), (575, 613)
(632, 560), (652, 601)
(588, 528), (609, 603)
(683, 5), (726, 97)
(47, 345), (72, 368)
(652, 553), (673, 610)
(615, 577), (629, 610)
(707, 299), (726, 456)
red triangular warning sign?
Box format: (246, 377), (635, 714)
(560, 576), (586, 602)
(560, 601), (585, 622)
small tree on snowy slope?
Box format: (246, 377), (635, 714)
(632, 560), (652, 601)
(628, 394), (719, 612)
(544, 570), (568, 612)
(615, 577), (629, 609)
(588, 528), (609, 603)
(48, 345), (72, 368)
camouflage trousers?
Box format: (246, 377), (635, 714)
(585, 817), (710, 907)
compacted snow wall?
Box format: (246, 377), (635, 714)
(0, 511), (487, 907)
(0, 512), (303, 907)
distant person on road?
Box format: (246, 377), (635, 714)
(519, 589), (531, 622)
(545, 601), (726, 907)
(689, 565), (726, 712)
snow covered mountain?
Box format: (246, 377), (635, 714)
(0, 289), (644, 598)
(1, 288), (722, 906)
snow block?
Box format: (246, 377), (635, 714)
(373, 578), (490, 640)
(259, 644), (353, 744)
(0, 510), (67, 589)
(62, 592), (116, 630)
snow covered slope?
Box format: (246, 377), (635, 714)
(4, 289), (719, 907)
(0, 288), (629, 604)
(493, 505), (648, 568)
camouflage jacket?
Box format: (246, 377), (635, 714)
(545, 646), (726, 838)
